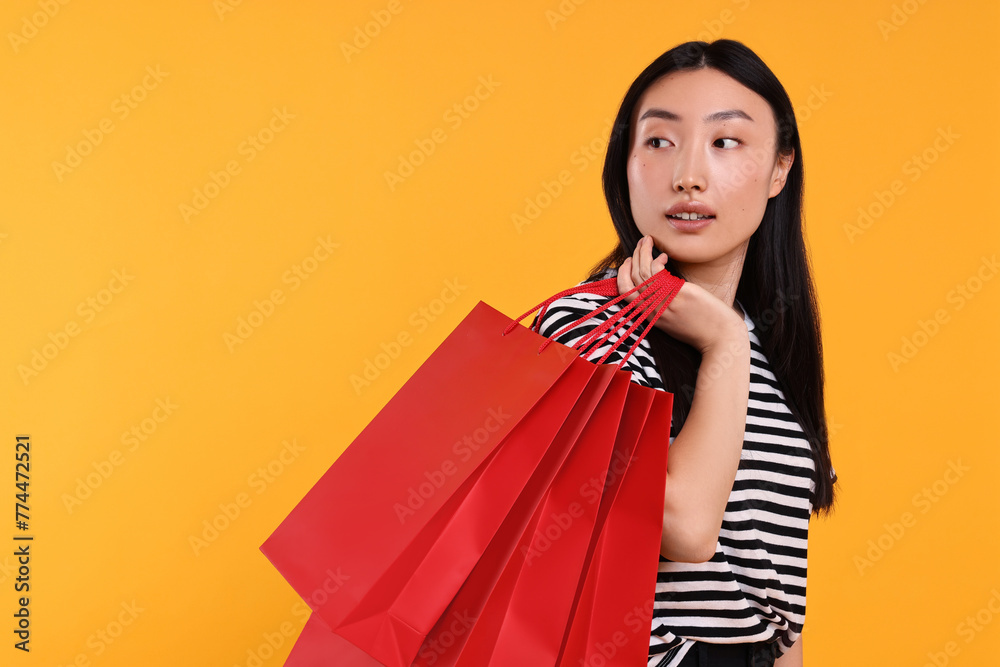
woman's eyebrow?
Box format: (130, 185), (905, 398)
(638, 107), (754, 123)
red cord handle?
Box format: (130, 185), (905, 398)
(504, 270), (685, 369)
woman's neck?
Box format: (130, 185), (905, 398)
(675, 248), (747, 313)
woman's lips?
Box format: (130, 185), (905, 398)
(666, 214), (714, 231)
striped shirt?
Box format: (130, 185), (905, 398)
(535, 273), (815, 666)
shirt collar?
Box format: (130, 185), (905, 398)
(735, 299), (755, 332)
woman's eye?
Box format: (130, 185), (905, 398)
(715, 137), (741, 148)
(646, 137), (669, 148)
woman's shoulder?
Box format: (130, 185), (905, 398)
(560, 267), (617, 300)
(531, 268), (667, 394)
(548, 268), (619, 309)
(534, 269), (619, 340)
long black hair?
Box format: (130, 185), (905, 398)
(591, 39), (837, 515)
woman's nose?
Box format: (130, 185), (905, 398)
(672, 146), (707, 192)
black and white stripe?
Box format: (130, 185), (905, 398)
(535, 274), (814, 666)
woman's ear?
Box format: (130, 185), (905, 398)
(768, 149), (795, 198)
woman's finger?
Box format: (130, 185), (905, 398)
(618, 257), (635, 301)
(631, 238), (645, 288)
(652, 251), (669, 273)
(637, 235), (654, 283)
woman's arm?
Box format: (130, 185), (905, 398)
(659, 332), (750, 561)
(775, 637), (803, 666)
(618, 237), (751, 563)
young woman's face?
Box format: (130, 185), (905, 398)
(626, 67), (793, 271)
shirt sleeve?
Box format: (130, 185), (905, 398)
(535, 290), (660, 391)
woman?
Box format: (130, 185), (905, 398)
(536, 40), (837, 666)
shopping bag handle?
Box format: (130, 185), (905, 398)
(504, 269), (685, 369)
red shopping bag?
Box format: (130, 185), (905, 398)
(285, 613), (382, 667)
(283, 371), (671, 667)
(335, 354), (604, 666)
(415, 364), (623, 667)
(282, 369), (655, 667)
(276, 352), (603, 667)
(264, 269), (684, 666)
(437, 371), (667, 667)
(556, 385), (673, 667)
(261, 302), (593, 663)
(459, 370), (633, 666)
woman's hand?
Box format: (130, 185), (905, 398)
(617, 235), (746, 354)
(621, 236), (755, 562)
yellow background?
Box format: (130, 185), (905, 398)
(1, 1), (998, 665)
